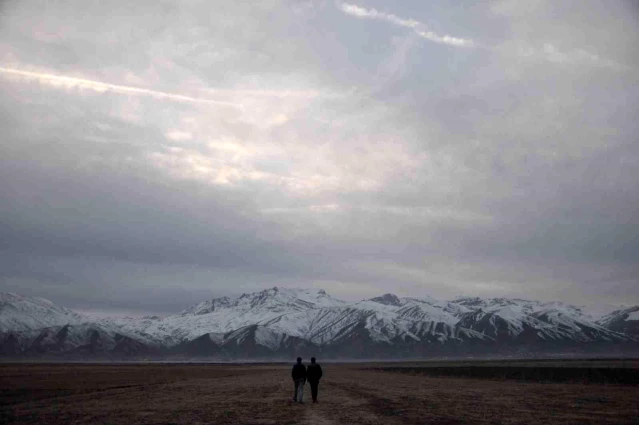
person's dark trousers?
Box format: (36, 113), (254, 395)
(309, 380), (319, 402)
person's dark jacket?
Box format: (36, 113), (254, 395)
(306, 363), (322, 382)
(292, 363), (306, 381)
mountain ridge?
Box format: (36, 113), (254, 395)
(1, 288), (638, 359)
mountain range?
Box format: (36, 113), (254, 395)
(1, 288), (638, 359)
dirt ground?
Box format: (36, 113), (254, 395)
(1, 363), (638, 424)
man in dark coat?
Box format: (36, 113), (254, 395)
(291, 357), (307, 403)
(306, 357), (323, 403)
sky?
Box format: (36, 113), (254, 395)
(1, 0), (638, 316)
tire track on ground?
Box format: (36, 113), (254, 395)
(303, 408), (338, 425)
(300, 377), (408, 425)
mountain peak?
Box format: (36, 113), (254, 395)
(370, 293), (402, 306)
(178, 287), (341, 318)
(247, 287), (331, 298)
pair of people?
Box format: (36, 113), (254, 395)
(291, 356), (322, 404)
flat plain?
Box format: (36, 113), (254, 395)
(1, 360), (638, 424)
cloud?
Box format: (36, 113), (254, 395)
(0, 66), (243, 108)
(415, 30), (474, 48)
(337, 2), (627, 68)
(202, 88), (327, 99)
(0, 0), (638, 314)
(495, 42), (625, 71)
(488, 0), (635, 70)
(338, 2), (474, 48)
(165, 130), (193, 142)
(339, 3), (420, 29)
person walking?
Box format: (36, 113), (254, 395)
(306, 357), (323, 403)
(291, 357), (307, 403)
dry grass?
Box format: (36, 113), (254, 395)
(1, 362), (638, 424)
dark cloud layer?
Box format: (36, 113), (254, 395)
(1, 0), (638, 315)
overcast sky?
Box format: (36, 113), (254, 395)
(1, 0), (638, 316)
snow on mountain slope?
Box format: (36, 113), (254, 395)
(353, 296), (463, 343)
(0, 293), (84, 332)
(93, 315), (166, 346)
(452, 296), (630, 342)
(397, 298), (463, 325)
(0, 319), (157, 357)
(244, 294), (478, 347)
(90, 290), (637, 348)
(182, 287), (344, 317)
(599, 306), (639, 326)
(598, 306), (639, 337)
(118, 287), (346, 346)
(1, 290), (637, 358)
(27, 323), (116, 353)
(0, 293), (162, 355)
(577, 303), (627, 320)
(452, 296), (585, 317)
(110, 289), (476, 348)
(258, 307), (349, 344)
(530, 308), (628, 342)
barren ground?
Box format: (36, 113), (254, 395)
(1, 362), (638, 424)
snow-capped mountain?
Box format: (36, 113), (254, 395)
(1, 289), (637, 359)
(0, 293), (158, 357)
(0, 292), (83, 332)
(597, 306), (639, 337)
(104, 287), (347, 347)
(452, 297), (620, 342)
